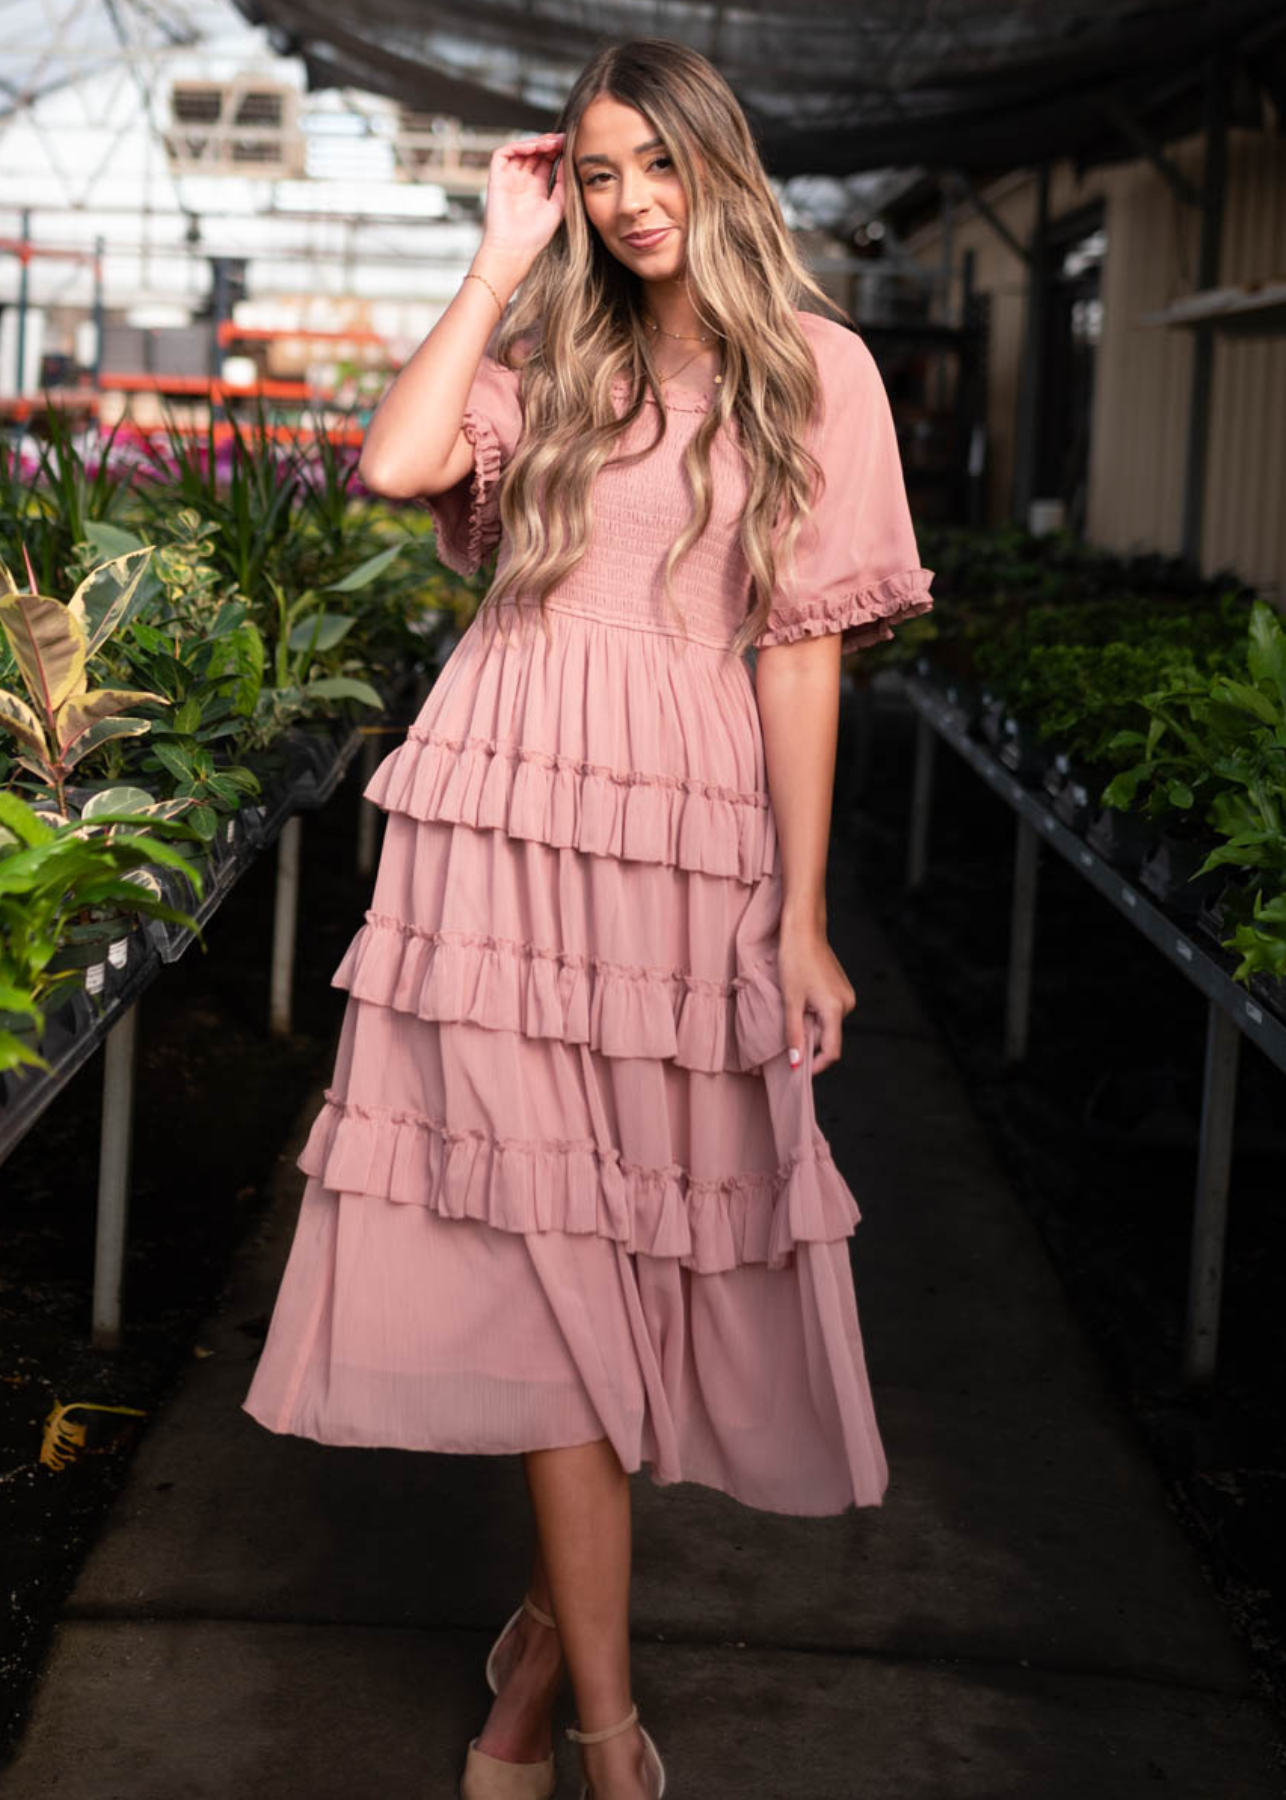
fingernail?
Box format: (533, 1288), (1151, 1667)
(788, 1047), (800, 1068)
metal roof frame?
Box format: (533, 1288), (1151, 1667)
(227, 0), (1286, 180)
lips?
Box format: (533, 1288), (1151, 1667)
(623, 227), (672, 248)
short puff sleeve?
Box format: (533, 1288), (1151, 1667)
(753, 317), (934, 654)
(419, 341), (524, 579)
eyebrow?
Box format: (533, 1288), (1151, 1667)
(574, 136), (665, 169)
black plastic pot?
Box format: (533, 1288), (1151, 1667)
(238, 801), (271, 850)
(997, 713), (1054, 784)
(1086, 805), (1160, 876)
(1249, 970), (1286, 1020)
(0, 980), (94, 1069)
(283, 723), (341, 794)
(147, 851), (213, 957)
(1138, 828), (1228, 919)
(940, 676), (982, 730)
(1044, 754), (1103, 832)
(0, 1011), (40, 1054)
(46, 914), (139, 997)
(978, 695), (1006, 748)
(1194, 879), (1233, 951)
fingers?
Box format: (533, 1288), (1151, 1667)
(785, 1004), (845, 1075)
(784, 999), (806, 1069)
(811, 1008), (843, 1075)
(503, 132), (566, 158)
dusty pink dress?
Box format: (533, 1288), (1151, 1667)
(241, 306), (934, 1515)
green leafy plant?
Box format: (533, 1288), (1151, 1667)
(1102, 603), (1285, 827)
(1183, 602), (1286, 981)
(118, 620), (265, 839)
(0, 406), (136, 598)
(238, 549), (394, 750)
(133, 401), (305, 605)
(0, 545), (168, 815)
(0, 788), (203, 1074)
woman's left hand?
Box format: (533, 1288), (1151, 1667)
(776, 922), (857, 1076)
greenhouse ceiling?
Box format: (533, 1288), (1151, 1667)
(227, 0), (1286, 178)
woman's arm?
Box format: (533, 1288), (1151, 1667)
(356, 131), (566, 502)
(755, 632), (857, 1076)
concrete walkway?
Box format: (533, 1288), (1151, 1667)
(4, 820), (1283, 1798)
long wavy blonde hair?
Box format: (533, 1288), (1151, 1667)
(483, 36), (851, 658)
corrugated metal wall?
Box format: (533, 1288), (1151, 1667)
(902, 114), (1286, 600)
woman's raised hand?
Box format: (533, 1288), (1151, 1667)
(481, 131), (567, 266)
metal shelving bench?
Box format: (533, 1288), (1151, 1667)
(0, 697), (402, 1351)
(901, 670), (1286, 1390)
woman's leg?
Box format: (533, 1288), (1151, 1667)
(523, 1436), (653, 1798)
(472, 1501), (566, 1763)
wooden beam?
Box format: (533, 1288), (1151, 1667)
(1098, 92), (1205, 209)
(944, 170), (1031, 266)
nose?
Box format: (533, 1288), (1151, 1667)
(618, 167), (651, 218)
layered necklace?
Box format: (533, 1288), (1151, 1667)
(641, 311), (724, 390)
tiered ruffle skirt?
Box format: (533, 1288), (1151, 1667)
(242, 601), (889, 1514)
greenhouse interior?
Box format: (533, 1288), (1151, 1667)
(2, 0), (1286, 1792)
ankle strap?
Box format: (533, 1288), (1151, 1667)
(566, 1702), (638, 1745)
(522, 1593), (557, 1629)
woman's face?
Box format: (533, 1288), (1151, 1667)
(572, 94), (689, 278)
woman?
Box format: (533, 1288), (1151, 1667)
(242, 35), (933, 1800)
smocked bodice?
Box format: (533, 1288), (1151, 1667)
(489, 381), (753, 651)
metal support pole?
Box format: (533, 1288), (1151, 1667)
(356, 732), (382, 877)
(1180, 50), (1229, 566)
(93, 235), (105, 386)
(92, 1003), (139, 1352)
(270, 814), (302, 1036)
(906, 711), (935, 890)
(16, 207), (30, 397)
(1182, 998), (1241, 1388)
(1005, 816), (1040, 1062)
(1012, 164), (1050, 524)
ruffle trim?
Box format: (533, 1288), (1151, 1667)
(753, 567), (935, 652)
(417, 406), (503, 579)
(332, 910), (783, 1074)
(297, 1091), (860, 1273)
(363, 727), (778, 885)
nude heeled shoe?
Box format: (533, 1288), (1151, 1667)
(565, 1703), (666, 1800)
(457, 1596), (561, 1800)
(458, 1735), (558, 1800)
(485, 1592), (559, 1694)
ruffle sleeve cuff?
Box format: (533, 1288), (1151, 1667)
(752, 566), (936, 655)
(417, 406), (504, 579)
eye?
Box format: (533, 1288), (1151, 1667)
(584, 154), (672, 189)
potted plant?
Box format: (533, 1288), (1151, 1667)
(0, 543), (169, 818)
(0, 789), (203, 1077)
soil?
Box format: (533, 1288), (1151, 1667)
(1, 677), (1283, 1767)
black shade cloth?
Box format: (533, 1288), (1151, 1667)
(229, 0), (1284, 177)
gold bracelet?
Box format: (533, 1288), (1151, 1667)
(463, 270), (505, 320)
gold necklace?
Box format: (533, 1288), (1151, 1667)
(656, 345), (725, 391)
(642, 311), (716, 343)
(658, 345), (708, 384)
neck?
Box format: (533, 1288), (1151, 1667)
(640, 274), (709, 339)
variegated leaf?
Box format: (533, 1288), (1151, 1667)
(67, 546), (157, 656)
(0, 689), (48, 754)
(0, 592), (87, 715)
(59, 713), (154, 771)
